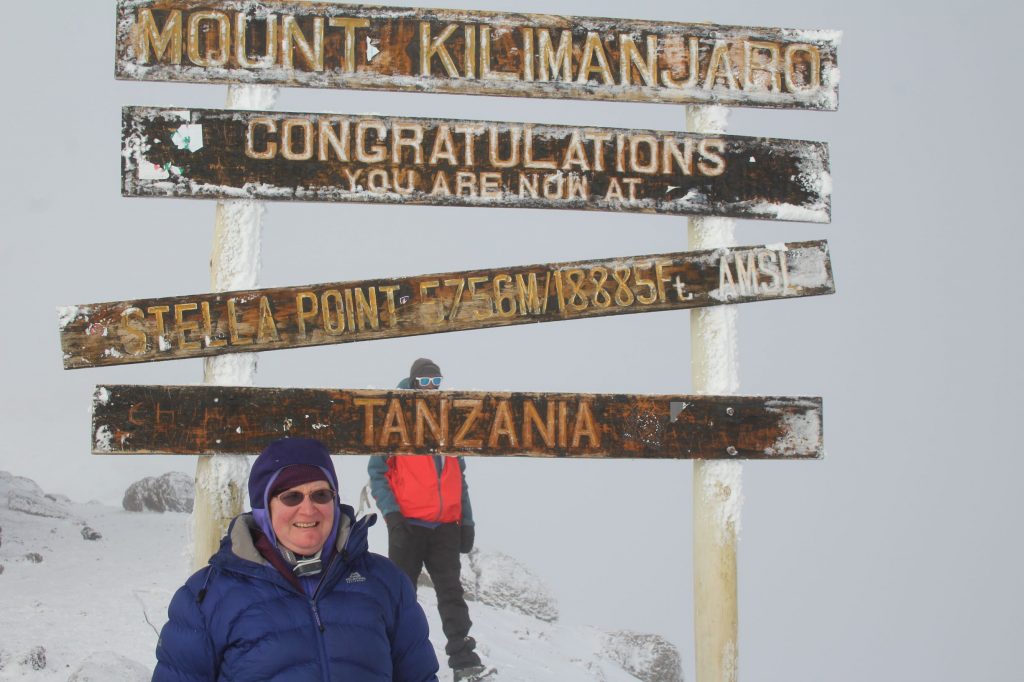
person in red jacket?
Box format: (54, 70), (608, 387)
(368, 358), (487, 682)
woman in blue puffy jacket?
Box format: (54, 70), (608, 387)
(153, 437), (439, 681)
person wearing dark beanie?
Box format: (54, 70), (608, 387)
(369, 358), (489, 681)
(154, 437), (439, 681)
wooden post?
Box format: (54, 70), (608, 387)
(689, 105), (741, 681)
(191, 84), (278, 572)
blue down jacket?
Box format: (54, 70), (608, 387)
(153, 507), (439, 681)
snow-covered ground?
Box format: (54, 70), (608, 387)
(0, 472), (678, 681)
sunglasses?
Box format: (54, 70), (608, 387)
(276, 488), (336, 507)
(416, 376), (442, 387)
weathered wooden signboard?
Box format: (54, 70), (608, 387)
(92, 384), (823, 459)
(122, 106), (831, 221)
(115, 1), (840, 110)
(60, 241), (833, 369)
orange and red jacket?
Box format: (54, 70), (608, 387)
(385, 455), (463, 523)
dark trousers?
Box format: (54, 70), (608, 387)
(389, 523), (481, 670)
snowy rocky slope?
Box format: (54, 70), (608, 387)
(0, 471), (680, 681)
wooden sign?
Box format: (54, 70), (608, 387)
(92, 384), (823, 459)
(122, 106), (831, 221)
(60, 241), (834, 369)
(115, 1), (840, 110)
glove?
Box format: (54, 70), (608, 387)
(459, 524), (475, 554)
(385, 512), (411, 548)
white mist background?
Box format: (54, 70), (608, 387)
(1, 1), (1022, 681)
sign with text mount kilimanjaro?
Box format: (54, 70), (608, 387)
(115, 1), (840, 110)
(92, 385), (824, 459)
(122, 106), (831, 221)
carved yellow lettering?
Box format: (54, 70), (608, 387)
(524, 127), (556, 169)
(453, 399), (484, 448)
(697, 139), (726, 176)
(744, 41), (782, 92)
(784, 44), (821, 92)
(536, 29), (572, 81)
(618, 34), (658, 86)
(430, 171), (452, 196)
(235, 12), (278, 69)
(522, 400), (555, 448)
(256, 296), (279, 343)
(282, 118), (314, 161)
(320, 289), (345, 335)
(119, 308), (147, 355)
(719, 257), (738, 299)
(174, 303), (201, 351)
(429, 125), (458, 165)
(733, 252), (759, 295)
(226, 298), (252, 345)
(576, 32), (614, 85)
(295, 291), (318, 338)
(137, 9), (182, 65)
(201, 301), (225, 347)
(480, 26), (517, 80)
(281, 15), (324, 71)
(420, 22), (460, 77)
(379, 285), (399, 328)
(415, 398), (448, 447)
(560, 130), (590, 171)
(187, 11), (230, 68)
(488, 126), (520, 168)
(354, 287), (380, 331)
(246, 117), (277, 159)
(392, 122), (424, 164)
(328, 17), (370, 72)
(628, 134), (659, 175)
(703, 40), (740, 90)
(661, 135), (694, 176)
(487, 400), (519, 448)
(661, 37), (699, 89)
(570, 401), (601, 448)
(379, 399), (411, 447)
(356, 120), (387, 164)
(318, 118), (350, 162)
(354, 397), (386, 446)
(147, 305), (170, 348)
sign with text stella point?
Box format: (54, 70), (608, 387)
(61, 242), (833, 368)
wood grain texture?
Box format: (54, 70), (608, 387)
(115, 1), (840, 110)
(121, 106), (831, 221)
(60, 241), (834, 368)
(92, 384), (824, 459)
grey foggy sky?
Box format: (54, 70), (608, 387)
(1, 1), (1022, 681)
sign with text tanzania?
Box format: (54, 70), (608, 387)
(115, 1), (840, 110)
(92, 385), (823, 459)
(60, 241), (834, 369)
(122, 107), (831, 221)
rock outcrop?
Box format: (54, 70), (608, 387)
(462, 548), (560, 623)
(123, 472), (194, 513)
(601, 631), (684, 682)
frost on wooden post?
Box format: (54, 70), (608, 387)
(698, 461), (744, 545)
(691, 306), (740, 395)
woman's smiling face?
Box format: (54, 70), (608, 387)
(269, 481), (335, 555)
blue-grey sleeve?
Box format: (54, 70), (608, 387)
(368, 455), (401, 516)
(458, 457), (474, 526)
(153, 579), (219, 681)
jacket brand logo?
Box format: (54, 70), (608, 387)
(346, 571), (367, 583)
